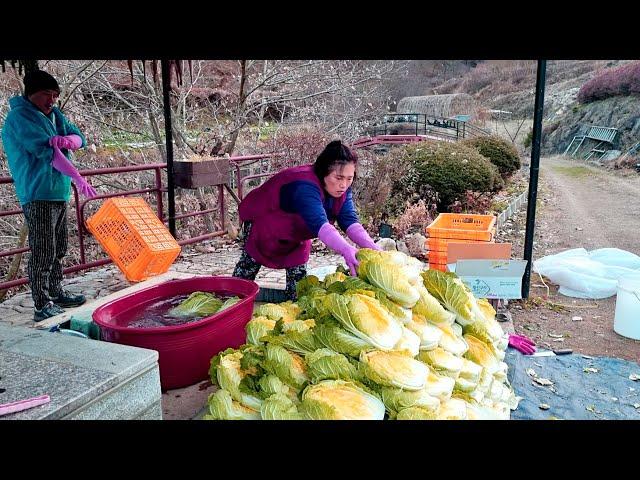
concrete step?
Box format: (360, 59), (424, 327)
(0, 324), (162, 420)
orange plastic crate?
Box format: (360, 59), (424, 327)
(426, 213), (496, 241)
(428, 262), (448, 272)
(86, 197), (181, 282)
(426, 237), (489, 253)
(427, 250), (449, 264)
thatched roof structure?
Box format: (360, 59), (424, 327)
(396, 93), (478, 119)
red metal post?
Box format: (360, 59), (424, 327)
(219, 184), (225, 232)
(155, 166), (164, 221)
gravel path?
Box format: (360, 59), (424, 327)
(504, 156), (640, 361)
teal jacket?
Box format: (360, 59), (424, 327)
(1, 95), (86, 205)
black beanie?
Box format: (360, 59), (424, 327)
(23, 70), (60, 97)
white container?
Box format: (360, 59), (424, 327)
(613, 274), (640, 340)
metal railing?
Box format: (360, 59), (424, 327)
(229, 153), (284, 201)
(364, 113), (491, 140)
(0, 162), (228, 291)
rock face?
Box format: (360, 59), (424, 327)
(375, 238), (397, 251)
(404, 233), (427, 258)
(542, 96), (640, 156)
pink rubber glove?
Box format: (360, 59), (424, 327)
(346, 223), (381, 250)
(318, 223), (359, 276)
(51, 146), (98, 198)
(0, 394), (50, 416)
(508, 334), (536, 355)
(49, 134), (83, 151)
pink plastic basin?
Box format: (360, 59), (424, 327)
(92, 276), (259, 390)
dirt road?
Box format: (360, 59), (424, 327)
(503, 156), (640, 361)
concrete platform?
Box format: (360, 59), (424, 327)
(0, 324), (162, 420)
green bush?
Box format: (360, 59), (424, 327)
(522, 129), (533, 149)
(392, 141), (503, 211)
(461, 135), (521, 177)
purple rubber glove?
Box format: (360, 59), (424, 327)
(50, 134), (83, 151)
(0, 394), (50, 416)
(346, 223), (381, 251)
(508, 334), (536, 355)
(318, 222), (359, 276)
(51, 146), (97, 199)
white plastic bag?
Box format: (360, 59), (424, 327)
(533, 248), (640, 299)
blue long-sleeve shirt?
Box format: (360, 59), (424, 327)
(279, 181), (359, 236)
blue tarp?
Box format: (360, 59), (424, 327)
(505, 349), (640, 420)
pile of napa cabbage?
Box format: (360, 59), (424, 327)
(203, 248), (518, 420)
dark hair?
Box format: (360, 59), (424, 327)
(313, 140), (358, 180)
(23, 70), (60, 97)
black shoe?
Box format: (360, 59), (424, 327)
(52, 290), (86, 308)
(34, 301), (65, 322)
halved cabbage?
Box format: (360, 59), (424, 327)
(169, 291), (222, 318)
(305, 348), (360, 383)
(254, 303), (294, 323)
(301, 380), (385, 420)
(393, 326), (421, 357)
(413, 284), (457, 326)
(435, 397), (468, 420)
(454, 376), (478, 393)
(245, 316), (276, 346)
(460, 398), (501, 420)
(325, 292), (402, 350)
(467, 388), (485, 404)
(313, 318), (371, 358)
(418, 347), (463, 379)
(261, 326), (321, 356)
(204, 389), (261, 420)
(395, 406), (437, 420)
(381, 386), (440, 416)
(258, 374), (297, 401)
(324, 271), (348, 287)
(263, 344), (309, 390)
(404, 313), (443, 350)
(424, 367), (456, 400)
(260, 393), (302, 420)
(421, 270), (478, 326)
(463, 315), (505, 345)
(358, 253), (420, 308)
(215, 350), (263, 410)
(493, 361), (509, 383)
(459, 358), (483, 383)
(451, 322), (463, 337)
(436, 323), (469, 356)
(463, 334), (501, 375)
(477, 368), (495, 394)
(360, 350), (428, 390)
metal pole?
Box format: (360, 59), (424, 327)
(522, 60), (547, 298)
(161, 59), (176, 237)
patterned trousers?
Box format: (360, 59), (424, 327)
(22, 201), (68, 309)
(232, 222), (307, 301)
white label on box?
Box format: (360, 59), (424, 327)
(451, 259), (528, 299)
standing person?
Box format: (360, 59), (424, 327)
(1, 70), (97, 321)
(233, 140), (381, 300)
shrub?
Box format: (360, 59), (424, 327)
(382, 147), (440, 217)
(577, 61), (640, 104)
(393, 141), (503, 211)
(448, 190), (494, 214)
(391, 199), (437, 238)
(352, 147), (409, 227)
(461, 135), (521, 177)
(522, 129), (533, 149)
